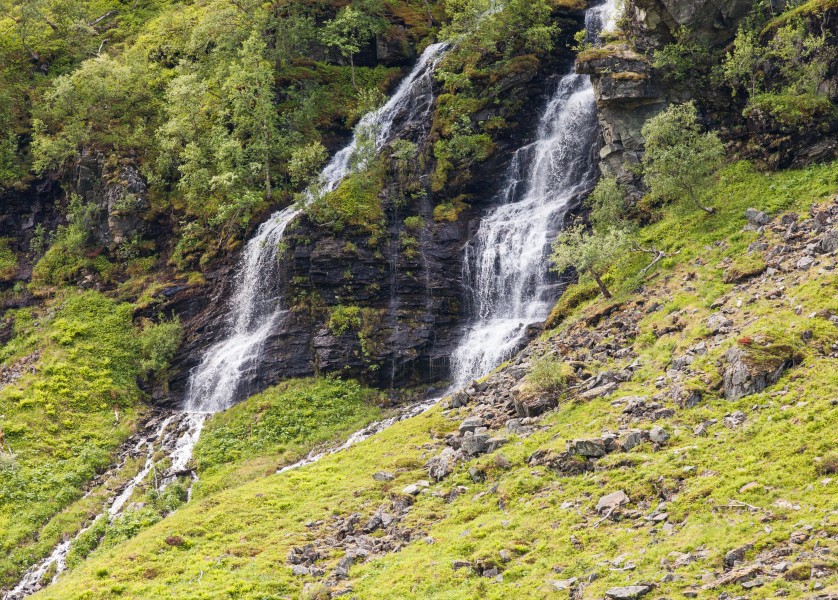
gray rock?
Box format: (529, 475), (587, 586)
(402, 480), (430, 495)
(426, 448), (463, 482)
(723, 411), (747, 429)
(596, 490), (630, 513)
(549, 578), (578, 591)
(605, 584), (653, 599)
(619, 430), (646, 452)
(579, 381), (619, 400)
(796, 255), (815, 270)
(818, 228), (838, 254)
(461, 433), (490, 457)
(459, 416), (485, 433)
(649, 425), (670, 444)
(291, 565), (310, 576)
(567, 438), (608, 457)
(486, 437), (508, 453)
(706, 313), (733, 334)
(373, 472), (395, 482)
(724, 543), (753, 568)
(723, 346), (796, 401)
(745, 208), (770, 229)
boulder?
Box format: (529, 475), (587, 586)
(567, 438), (608, 458)
(596, 490), (630, 514)
(723, 344), (799, 401)
(605, 584), (653, 599)
(426, 448), (463, 482)
(649, 425), (670, 444)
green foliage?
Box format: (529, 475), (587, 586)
(288, 141), (328, 188)
(191, 377), (381, 496)
(0, 290), (162, 588)
(526, 353), (574, 394)
(31, 195), (112, 287)
(722, 16), (836, 126)
(307, 161), (386, 237)
(138, 317), (183, 379)
(0, 239), (19, 281)
(652, 27), (713, 84)
(550, 224), (631, 299)
(328, 305), (363, 336)
(322, 3), (386, 89)
(641, 102), (725, 214)
(587, 176), (628, 232)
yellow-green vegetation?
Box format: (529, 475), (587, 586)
(192, 377), (384, 499)
(0, 239), (18, 282)
(29, 160), (838, 598)
(0, 291), (180, 588)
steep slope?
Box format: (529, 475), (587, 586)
(30, 161), (838, 599)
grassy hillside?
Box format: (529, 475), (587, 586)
(29, 160), (838, 599)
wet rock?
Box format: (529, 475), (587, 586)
(596, 490), (629, 514)
(605, 584), (653, 599)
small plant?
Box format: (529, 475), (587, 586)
(527, 354), (574, 395)
(815, 452), (838, 476)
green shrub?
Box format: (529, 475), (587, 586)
(527, 354), (574, 394)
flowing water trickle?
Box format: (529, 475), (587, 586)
(450, 1), (617, 387)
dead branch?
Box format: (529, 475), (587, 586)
(633, 243), (681, 276)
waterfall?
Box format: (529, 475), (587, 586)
(450, 0), (617, 387)
(184, 42), (448, 414)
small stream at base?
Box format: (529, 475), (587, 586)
(4, 3), (621, 595)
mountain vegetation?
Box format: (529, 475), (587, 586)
(0, 0), (835, 598)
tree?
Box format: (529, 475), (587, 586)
(224, 32), (279, 199)
(550, 224), (630, 300)
(321, 6), (384, 90)
(641, 102), (725, 214)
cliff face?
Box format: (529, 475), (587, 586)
(578, 0), (838, 190)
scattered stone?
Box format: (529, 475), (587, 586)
(402, 481), (430, 496)
(725, 543), (754, 568)
(426, 448), (463, 482)
(372, 472), (395, 482)
(452, 560), (472, 571)
(741, 578), (764, 589)
(604, 584), (653, 599)
(723, 411), (747, 429)
(567, 438), (608, 458)
(619, 430), (646, 451)
(579, 382), (618, 401)
(596, 490), (629, 514)
(745, 208), (770, 230)
(458, 416), (485, 433)
(549, 578), (578, 591)
(291, 565), (310, 576)
(461, 433), (490, 457)
(796, 256), (815, 270)
(333, 555), (353, 580)
(789, 530), (809, 544)
(706, 313), (733, 334)
(649, 425), (670, 444)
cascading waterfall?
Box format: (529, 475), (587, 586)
(184, 42), (448, 414)
(450, 0), (617, 387)
(3, 43), (450, 600)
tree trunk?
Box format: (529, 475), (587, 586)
(590, 269), (612, 299)
(422, 0), (433, 25)
(689, 189), (714, 214)
(350, 54), (356, 90)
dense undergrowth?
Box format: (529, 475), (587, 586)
(26, 161), (838, 598)
(0, 291), (178, 588)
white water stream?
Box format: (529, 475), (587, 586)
(4, 3), (618, 594)
(450, 0), (616, 386)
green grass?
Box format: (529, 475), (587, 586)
(191, 377), (384, 499)
(26, 161), (838, 598)
(0, 292), (150, 588)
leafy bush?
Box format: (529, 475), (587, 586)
(527, 354), (574, 394)
(329, 305), (363, 336)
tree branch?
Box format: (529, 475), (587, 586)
(633, 243), (681, 276)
